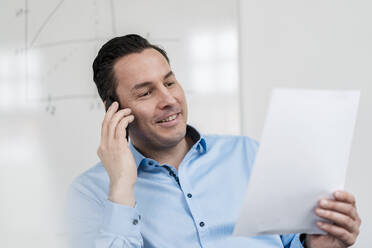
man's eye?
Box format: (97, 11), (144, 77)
(139, 91), (151, 97)
(165, 82), (175, 87)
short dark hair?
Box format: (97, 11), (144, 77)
(92, 34), (169, 102)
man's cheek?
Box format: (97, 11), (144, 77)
(133, 117), (151, 132)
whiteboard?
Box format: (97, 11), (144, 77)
(0, 0), (239, 247)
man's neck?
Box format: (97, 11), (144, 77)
(133, 136), (194, 170)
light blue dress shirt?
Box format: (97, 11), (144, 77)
(67, 126), (304, 248)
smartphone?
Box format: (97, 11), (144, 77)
(105, 97), (129, 141)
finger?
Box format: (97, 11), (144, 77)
(116, 115), (135, 140)
(101, 101), (119, 140)
(317, 221), (356, 246)
(319, 199), (358, 220)
(334, 191), (356, 206)
(107, 108), (132, 141)
(315, 208), (356, 233)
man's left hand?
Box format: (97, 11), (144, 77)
(306, 191), (361, 248)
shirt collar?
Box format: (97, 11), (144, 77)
(129, 125), (207, 169)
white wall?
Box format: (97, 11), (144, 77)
(239, 0), (372, 247)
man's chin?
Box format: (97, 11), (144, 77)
(152, 126), (187, 148)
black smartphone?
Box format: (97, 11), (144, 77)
(105, 97), (129, 141)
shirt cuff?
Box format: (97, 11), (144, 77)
(101, 199), (141, 238)
(289, 233), (305, 248)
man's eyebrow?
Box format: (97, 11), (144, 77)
(131, 71), (174, 92)
(132, 82), (152, 92)
(164, 71), (174, 80)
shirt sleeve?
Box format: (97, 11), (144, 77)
(280, 234), (305, 248)
(66, 182), (144, 248)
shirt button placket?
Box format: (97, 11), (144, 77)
(183, 187), (208, 245)
(164, 166), (180, 186)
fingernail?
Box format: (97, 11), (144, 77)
(320, 200), (328, 206)
(316, 208), (326, 215)
(335, 191), (342, 197)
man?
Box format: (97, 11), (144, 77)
(67, 34), (361, 247)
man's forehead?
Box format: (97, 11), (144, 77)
(113, 49), (171, 88)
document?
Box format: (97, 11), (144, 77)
(233, 88), (360, 236)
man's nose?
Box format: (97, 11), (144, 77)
(157, 86), (177, 109)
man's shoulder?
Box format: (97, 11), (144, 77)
(74, 162), (107, 182)
(201, 134), (260, 171)
(69, 162), (109, 198)
(203, 134), (259, 149)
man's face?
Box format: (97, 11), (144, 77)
(113, 48), (188, 149)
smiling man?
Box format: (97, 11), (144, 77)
(67, 34), (361, 248)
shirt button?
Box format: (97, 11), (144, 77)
(148, 161), (154, 166)
(132, 219), (139, 225)
(199, 221), (205, 227)
(187, 193), (192, 198)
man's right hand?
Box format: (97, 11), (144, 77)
(97, 101), (137, 207)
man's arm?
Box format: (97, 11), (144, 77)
(280, 233), (306, 248)
(66, 182), (143, 248)
(66, 101), (142, 247)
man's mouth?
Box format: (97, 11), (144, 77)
(157, 113), (179, 123)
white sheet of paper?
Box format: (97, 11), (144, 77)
(233, 88), (360, 236)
